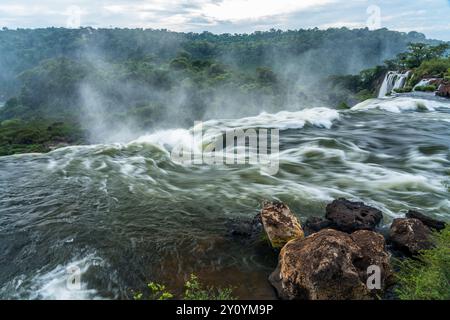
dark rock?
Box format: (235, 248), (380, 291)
(227, 214), (263, 239)
(269, 229), (392, 300)
(303, 217), (334, 236)
(325, 198), (383, 233)
(389, 218), (433, 256)
(406, 210), (446, 231)
(260, 201), (304, 249)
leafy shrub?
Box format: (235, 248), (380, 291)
(414, 85), (437, 92)
(133, 274), (236, 300)
(409, 58), (450, 85)
(184, 274), (235, 300)
(395, 224), (450, 300)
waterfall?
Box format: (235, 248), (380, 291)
(378, 71), (411, 98)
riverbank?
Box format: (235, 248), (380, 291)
(0, 119), (85, 156)
(244, 198), (448, 300)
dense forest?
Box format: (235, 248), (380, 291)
(0, 27), (445, 155)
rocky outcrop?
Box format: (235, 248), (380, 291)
(260, 201), (304, 249)
(437, 83), (450, 98)
(350, 230), (393, 288)
(269, 229), (392, 300)
(406, 210), (446, 231)
(389, 218), (433, 256)
(325, 198), (383, 233)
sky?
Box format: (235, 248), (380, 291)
(0, 0), (449, 40)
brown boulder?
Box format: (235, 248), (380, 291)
(437, 83), (450, 98)
(325, 198), (383, 233)
(260, 201), (304, 248)
(389, 218), (433, 256)
(269, 229), (392, 300)
(351, 230), (393, 288)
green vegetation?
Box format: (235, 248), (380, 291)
(395, 224), (450, 300)
(0, 28), (446, 156)
(326, 65), (385, 104)
(409, 58), (450, 86)
(0, 119), (85, 156)
(414, 85), (438, 92)
(133, 274), (236, 300)
(385, 43), (450, 70)
(183, 274), (235, 300)
(330, 42), (450, 103)
(393, 87), (413, 93)
(337, 102), (350, 110)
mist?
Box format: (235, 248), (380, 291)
(0, 27), (442, 144)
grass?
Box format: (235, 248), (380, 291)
(133, 274), (236, 300)
(394, 224), (450, 300)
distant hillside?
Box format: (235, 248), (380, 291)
(0, 27), (442, 99)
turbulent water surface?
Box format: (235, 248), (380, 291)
(1, 95), (450, 299)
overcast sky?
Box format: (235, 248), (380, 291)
(1, 0), (449, 40)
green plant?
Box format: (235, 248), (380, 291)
(356, 89), (376, 101)
(133, 282), (174, 300)
(395, 224), (450, 300)
(337, 102), (350, 110)
(133, 274), (236, 300)
(414, 85), (437, 92)
(393, 86), (413, 93)
(184, 274), (235, 300)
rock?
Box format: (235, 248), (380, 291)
(350, 230), (393, 288)
(437, 83), (450, 98)
(389, 218), (433, 256)
(260, 201), (304, 249)
(406, 210), (446, 231)
(269, 229), (392, 300)
(226, 214), (263, 239)
(303, 217), (334, 236)
(325, 198), (383, 233)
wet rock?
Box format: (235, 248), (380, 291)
(351, 230), (394, 288)
(303, 217), (334, 236)
(389, 218), (433, 256)
(437, 83), (450, 98)
(260, 201), (304, 249)
(325, 198), (383, 233)
(226, 214), (263, 239)
(270, 229), (377, 300)
(406, 210), (446, 231)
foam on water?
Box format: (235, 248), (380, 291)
(352, 96), (450, 113)
(130, 129), (196, 152)
(2, 254), (105, 300)
(202, 107), (340, 130)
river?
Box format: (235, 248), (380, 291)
(0, 95), (449, 299)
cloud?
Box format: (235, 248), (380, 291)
(0, 0), (449, 40)
(197, 0), (336, 22)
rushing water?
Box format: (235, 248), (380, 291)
(1, 96), (450, 300)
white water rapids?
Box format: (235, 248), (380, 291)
(0, 95), (449, 299)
